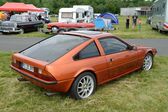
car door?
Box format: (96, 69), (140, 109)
(98, 37), (140, 79)
(73, 41), (109, 83)
(19, 16), (34, 32)
(29, 16), (39, 30)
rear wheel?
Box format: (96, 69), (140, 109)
(70, 72), (96, 100)
(142, 53), (153, 71)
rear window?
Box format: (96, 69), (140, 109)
(20, 34), (89, 62)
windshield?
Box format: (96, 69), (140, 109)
(10, 15), (28, 22)
(20, 34), (89, 63)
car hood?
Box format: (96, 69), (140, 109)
(137, 46), (153, 49)
(1, 21), (17, 27)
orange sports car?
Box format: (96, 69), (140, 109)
(11, 31), (157, 99)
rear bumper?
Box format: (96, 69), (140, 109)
(11, 65), (57, 85)
(10, 65), (74, 92)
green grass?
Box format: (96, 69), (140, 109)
(112, 16), (168, 39)
(1, 52), (168, 112)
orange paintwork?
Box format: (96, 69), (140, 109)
(10, 32), (157, 93)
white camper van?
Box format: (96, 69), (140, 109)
(151, 0), (168, 32)
(58, 5), (94, 23)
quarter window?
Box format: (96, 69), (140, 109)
(99, 37), (128, 55)
(74, 42), (100, 60)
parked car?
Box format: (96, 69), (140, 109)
(0, 14), (44, 34)
(47, 22), (95, 33)
(41, 17), (51, 23)
(11, 31), (157, 99)
(151, 0), (168, 32)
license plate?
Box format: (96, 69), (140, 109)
(21, 63), (34, 72)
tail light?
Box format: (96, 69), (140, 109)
(36, 68), (56, 81)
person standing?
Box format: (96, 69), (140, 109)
(132, 14), (138, 29)
(138, 18), (142, 31)
(126, 16), (130, 29)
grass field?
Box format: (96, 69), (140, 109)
(17, 16), (168, 39)
(1, 52), (168, 112)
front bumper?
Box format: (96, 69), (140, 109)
(0, 27), (21, 33)
(11, 65), (74, 92)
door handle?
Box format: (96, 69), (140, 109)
(109, 58), (113, 62)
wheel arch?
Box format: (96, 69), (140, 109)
(51, 26), (59, 29)
(74, 69), (98, 84)
(67, 69), (98, 95)
(146, 48), (157, 57)
(147, 50), (154, 56)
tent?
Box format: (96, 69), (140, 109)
(98, 13), (119, 24)
(0, 2), (44, 12)
(93, 18), (113, 30)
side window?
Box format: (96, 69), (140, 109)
(99, 37), (128, 55)
(30, 16), (37, 22)
(74, 42), (100, 60)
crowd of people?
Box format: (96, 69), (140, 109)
(125, 14), (142, 31)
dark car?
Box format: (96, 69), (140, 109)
(0, 14), (44, 34)
(41, 17), (51, 24)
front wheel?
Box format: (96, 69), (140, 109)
(51, 27), (59, 33)
(142, 53), (153, 71)
(70, 72), (96, 100)
(19, 29), (24, 34)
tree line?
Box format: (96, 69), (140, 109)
(0, 0), (155, 14)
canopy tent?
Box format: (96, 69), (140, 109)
(0, 2), (44, 12)
(98, 13), (119, 24)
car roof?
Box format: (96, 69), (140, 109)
(63, 31), (112, 39)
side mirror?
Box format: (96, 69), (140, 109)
(128, 46), (137, 50)
(132, 46), (137, 50)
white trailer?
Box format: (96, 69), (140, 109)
(151, 0), (168, 32)
(58, 5), (94, 23)
(73, 5), (94, 23)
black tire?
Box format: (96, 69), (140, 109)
(142, 53), (153, 71)
(70, 72), (96, 100)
